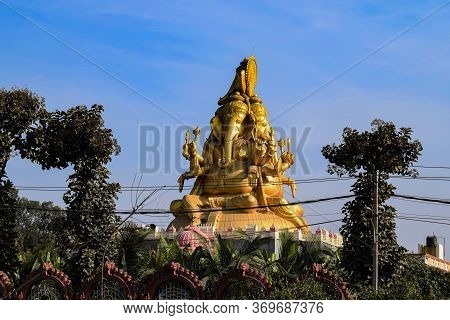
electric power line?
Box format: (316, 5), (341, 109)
(3, 193), (450, 215)
(11, 174), (450, 193)
(397, 216), (450, 226)
(412, 165), (450, 170)
(0, 194), (355, 215)
(11, 176), (356, 192)
(393, 194), (450, 205)
(397, 212), (450, 221)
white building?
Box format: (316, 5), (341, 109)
(143, 223), (343, 256)
(415, 235), (449, 272)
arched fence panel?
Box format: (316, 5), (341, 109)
(15, 263), (72, 300)
(212, 263), (271, 300)
(312, 263), (353, 300)
(140, 263), (203, 300)
(0, 271), (12, 300)
(80, 261), (135, 300)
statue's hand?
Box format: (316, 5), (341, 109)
(187, 142), (198, 157)
(248, 173), (258, 188)
(288, 179), (297, 198)
(281, 152), (295, 166)
(248, 166), (258, 187)
(177, 173), (186, 192)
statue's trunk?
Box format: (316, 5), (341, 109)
(219, 121), (237, 168)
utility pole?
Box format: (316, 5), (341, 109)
(372, 170), (379, 291)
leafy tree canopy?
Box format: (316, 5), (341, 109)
(322, 119), (422, 284)
(322, 119), (422, 176)
(21, 104), (120, 169)
(0, 87), (46, 275)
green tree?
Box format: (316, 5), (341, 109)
(115, 222), (150, 279)
(356, 255), (450, 299)
(265, 277), (330, 300)
(23, 105), (121, 289)
(0, 87), (45, 275)
(16, 197), (64, 252)
(15, 248), (62, 285)
(0, 181), (19, 274)
(7, 195), (64, 285)
(322, 119), (422, 284)
(274, 232), (337, 277)
(199, 234), (271, 278)
(137, 237), (186, 281)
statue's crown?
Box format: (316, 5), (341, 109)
(219, 55), (259, 106)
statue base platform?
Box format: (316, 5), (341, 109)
(169, 209), (310, 234)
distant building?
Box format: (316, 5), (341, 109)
(308, 227), (344, 250)
(418, 236), (445, 259)
(415, 235), (449, 272)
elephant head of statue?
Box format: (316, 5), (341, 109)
(210, 95), (248, 168)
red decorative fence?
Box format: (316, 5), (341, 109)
(140, 262), (204, 300)
(0, 271), (12, 300)
(80, 261), (135, 300)
(312, 263), (353, 300)
(15, 263), (72, 300)
(212, 263), (272, 299)
(1, 262), (352, 300)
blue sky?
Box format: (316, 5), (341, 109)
(1, 0), (450, 257)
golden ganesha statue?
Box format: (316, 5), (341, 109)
(169, 56), (310, 233)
